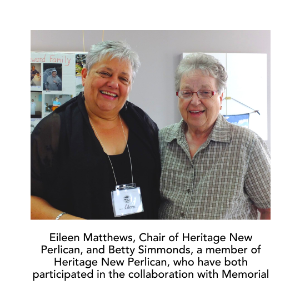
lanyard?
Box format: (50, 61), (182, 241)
(89, 115), (134, 185)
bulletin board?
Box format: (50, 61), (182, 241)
(30, 52), (87, 133)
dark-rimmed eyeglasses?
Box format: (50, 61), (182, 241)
(176, 90), (217, 100)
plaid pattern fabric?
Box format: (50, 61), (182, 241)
(158, 114), (270, 220)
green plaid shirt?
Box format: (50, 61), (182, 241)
(158, 114), (270, 220)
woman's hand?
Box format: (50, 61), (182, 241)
(31, 196), (85, 220)
(255, 206), (271, 220)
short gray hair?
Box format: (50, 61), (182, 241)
(86, 41), (141, 82)
(175, 53), (228, 94)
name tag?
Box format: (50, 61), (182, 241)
(111, 183), (144, 217)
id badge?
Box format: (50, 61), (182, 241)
(111, 183), (144, 217)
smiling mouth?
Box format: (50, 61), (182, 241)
(100, 91), (117, 97)
(189, 110), (205, 114)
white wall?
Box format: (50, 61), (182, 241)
(31, 30), (271, 150)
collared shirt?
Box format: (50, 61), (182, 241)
(158, 114), (270, 220)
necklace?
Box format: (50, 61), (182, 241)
(89, 115), (134, 185)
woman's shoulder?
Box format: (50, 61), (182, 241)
(124, 101), (158, 132)
(31, 112), (61, 161)
(160, 122), (180, 132)
(32, 94), (82, 137)
(159, 121), (182, 142)
(228, 121), (263, 143)
(53, 93), (82, 115)
(225, 120), (269, 153)
(31, 112), (61, 138)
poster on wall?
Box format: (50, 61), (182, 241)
(30, 52), (87, 133)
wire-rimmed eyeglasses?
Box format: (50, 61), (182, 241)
(176, 90), (217, 100)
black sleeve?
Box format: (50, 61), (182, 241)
(122, 102), (162, 210)
(31, 113), (60, 198)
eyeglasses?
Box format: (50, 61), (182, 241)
(176, 90), (217, 100)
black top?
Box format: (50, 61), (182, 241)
(31, 93), (161, 219)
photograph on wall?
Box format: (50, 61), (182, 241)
(31, 91), (42, 118)
(43, 63), (62, 91)
(75, 54), (86, 95)
(44, 94), (73, 116)
(31, 63), (42, 89)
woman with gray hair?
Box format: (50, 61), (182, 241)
(159, 53), (270, 219)
(31, 41), (160, 219)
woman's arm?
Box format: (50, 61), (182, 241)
(257, 207), (271, 220)
(244, 134), (271, 219)
(31, 196), (84, 220)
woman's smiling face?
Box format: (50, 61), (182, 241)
(82, 55), (132, 118)
(178, 70), (223, 134)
